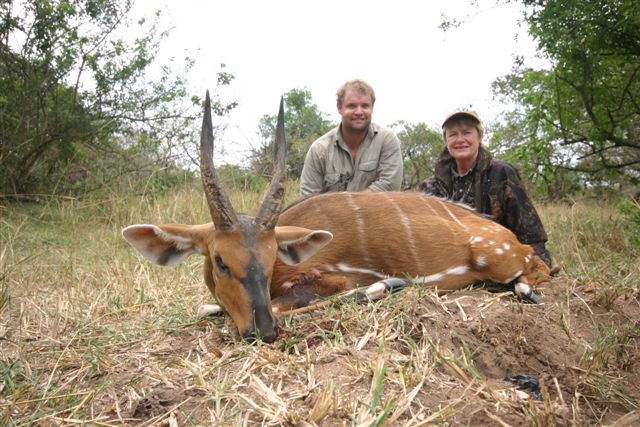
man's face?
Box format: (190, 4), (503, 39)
(444, 122), (482, 164)
(337, 89), (373, 133)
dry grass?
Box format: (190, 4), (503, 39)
(1, 184), (639, 426)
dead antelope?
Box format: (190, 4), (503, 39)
(122, 93), (551, 343)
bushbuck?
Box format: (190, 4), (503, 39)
(123, 93), (551, 343)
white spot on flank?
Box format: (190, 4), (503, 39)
(496, 248), (504, 255)
(481, 227), (489, 231)
(469, 236), (484, 244)
(489, 241), (496, 245)
(336, 263), (385, 279)
(524, 255), (531, 264)
(474, 256), (487, 267)
(503, 243), (511, 250)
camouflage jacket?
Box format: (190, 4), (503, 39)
(417, 146), (552, 267)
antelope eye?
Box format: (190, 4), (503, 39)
(215, 255), (230, 275)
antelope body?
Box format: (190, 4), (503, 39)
(123, 93), (551, 343)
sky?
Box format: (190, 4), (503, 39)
(131, 0), (542, 164)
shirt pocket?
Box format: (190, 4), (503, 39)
(325, 173), (342, 185)
(359, 161), (378, 173)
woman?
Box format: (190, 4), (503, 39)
(417, 109), (552, 267)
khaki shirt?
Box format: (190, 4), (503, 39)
(300, 123), (403, 197)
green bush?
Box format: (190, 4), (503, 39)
(617, 198), (640, 249)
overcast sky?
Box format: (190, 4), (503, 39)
(132, 0), (543, 164)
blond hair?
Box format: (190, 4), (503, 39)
(336, 79), (376, 106)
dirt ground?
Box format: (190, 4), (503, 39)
(76, 275), (640, 426)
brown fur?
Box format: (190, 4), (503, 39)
(267, 192), (550, 307)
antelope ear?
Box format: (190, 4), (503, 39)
(122, 224), (212, 267)
(275, 226), (333, 265)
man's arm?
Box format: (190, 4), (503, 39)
(300, 144), (325, 197)
(368, 132), (403, 192)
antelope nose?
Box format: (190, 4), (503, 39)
(243, 327), (278, 344)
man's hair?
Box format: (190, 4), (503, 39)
(336, 79), (376, 106)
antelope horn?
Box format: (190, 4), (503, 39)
(200, 90), (238, 230)
(255, 96), (287, 229)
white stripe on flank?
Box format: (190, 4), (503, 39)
(414, 265), (468, 284)
(345, 193), (373, 266)
(384, 193), (423, 271)
(414, 272), (444, 284)
(438, 200), (467, 230)
(447, 265), (469, 275)
(420, 195), (441, 216)
(504, 270), (523, 284)
(336, 263), (385, 279)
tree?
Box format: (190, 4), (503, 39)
(250, 88), (332, 178)
(0, 0), (235, 195)
(492, 0), (640, 192)
(392, 121), (443, 190)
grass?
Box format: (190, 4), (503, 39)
(1, 181), (639, 425)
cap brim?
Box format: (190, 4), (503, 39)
(442, 111), (481, 128)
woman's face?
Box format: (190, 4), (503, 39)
(444, 121), (482, 166)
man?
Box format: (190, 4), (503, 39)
(417, 109), (552, 267)
(300, 79), (403, 197)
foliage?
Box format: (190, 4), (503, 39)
(249, 88), (332, 178)
(617, 197), (640, 249)
(0, 0), (235, 196)
(392, 121), (443, 190)
(491, 0), (640, 196)
(487, 107), (586, 199)
(218, 164), (268, 194)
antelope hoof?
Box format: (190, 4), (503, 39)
(197, 304), (224, 318)
(514, 282), (543, 305)
(381, 277), (408, 294)
(361, 278), (408, 301)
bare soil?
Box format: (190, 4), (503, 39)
(73, 276), (640, 425)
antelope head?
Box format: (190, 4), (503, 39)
(123, 93), (332, 343)
(196, 91), (289, 342)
